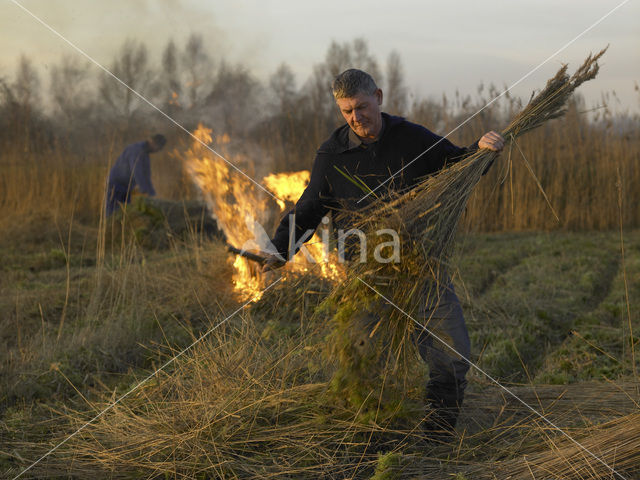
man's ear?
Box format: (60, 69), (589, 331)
(375, 88), (383, 105)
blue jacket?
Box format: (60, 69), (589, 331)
(108, 141), (156, 196)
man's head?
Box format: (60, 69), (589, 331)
(147, 134), (167, 153)
(332, 69), (383, 141)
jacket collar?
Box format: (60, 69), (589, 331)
(347, 116), (386, 150)
(318, 112), (404, 154)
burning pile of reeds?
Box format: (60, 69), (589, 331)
(326, 48), (607, 418)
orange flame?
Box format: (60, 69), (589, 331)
(184, 124), (343, 300)
(263, 171), (310, 211)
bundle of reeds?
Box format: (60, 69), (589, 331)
(357, 47), (607, 288)
(326, 48), (607, 418)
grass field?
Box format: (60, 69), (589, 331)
(1, 212), (638, 479)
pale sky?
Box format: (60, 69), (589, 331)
(1, 0), (638, 114)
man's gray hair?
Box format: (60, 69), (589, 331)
(332, 69), (378, 99)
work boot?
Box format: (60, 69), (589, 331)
(422, 391), (462, 443)
(422, 406), (459, 443)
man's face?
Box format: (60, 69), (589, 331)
(336, 89), (383, 141)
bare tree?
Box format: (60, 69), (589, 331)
(384, 50), (407, 115)
(0, 56), (52, 151)
(207, 61), (260, 136)
(304, 38), (383, 135)
(324, 41), (352, 79)
(182, 33), (212, 109)
(269, 63), (296, 113)
(159, 38), (182, 113)
(99, 39), (152, 121)
(410, 96), (446, 133)
(13, 55), (41, 109)
(351, 38), (382, 81)
(49, 55), (94, 121)
(12, 55), (43, 149)
(306, 62), (332, 116)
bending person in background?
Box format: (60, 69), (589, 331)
(106, 134), (166, 216)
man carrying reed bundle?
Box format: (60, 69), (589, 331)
(262, 69), (504, 436)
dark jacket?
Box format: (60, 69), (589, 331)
(270, 113), (478, 259)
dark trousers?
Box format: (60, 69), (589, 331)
(415, 281), (470, 428)
(106, 183), (131, 217)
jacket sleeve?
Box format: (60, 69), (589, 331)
(443, 137), (497, 175)
(132, 150), (156, 196)
(424, 125), (494, 175)
(269, 154), (331, 260)
(417, 125), (476, 170)
(413, 124), (502, 177)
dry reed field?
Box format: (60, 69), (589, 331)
(3, 234), (639, 479)
(1, 50), (639, 479)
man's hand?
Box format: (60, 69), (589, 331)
(261, 253), (286, 272)
(478, 131), (505, 152)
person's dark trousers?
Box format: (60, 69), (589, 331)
(415, 280), (470, 434)
(106, 183), (131, 217)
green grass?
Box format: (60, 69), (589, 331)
(455, 230), (629, 382)
(536, 236), (640, 383)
